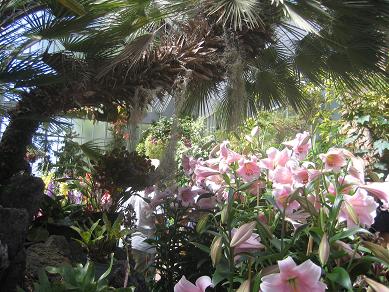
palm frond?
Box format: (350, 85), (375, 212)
(206, 0), (263, 30)
(96, 33), (155, 80)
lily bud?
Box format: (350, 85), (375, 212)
(237, 280), (250, 292)
(319, 233), (330, 266)
(221, 205), (228, 224)
(344, 201), (359, 225)
(230, 221), (256, 247)
(364, 276), (389, 292)
(210, 236), (222, 267)
(306, 235), (313, 256)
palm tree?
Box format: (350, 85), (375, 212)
(0, 0), (388, 183)
(0, 2), (387, 288)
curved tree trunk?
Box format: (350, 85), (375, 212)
(0, 110), (40, 184)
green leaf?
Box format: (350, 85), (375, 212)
(355, 115), (370, 124)
(196, 214), (209, 234)
(98, 254), (114, 283)
(326, 267), (352, 291)
(330, 227), (370, 243)
(238, 181), (255, 191)
(58, 0), (86, 16)
(362, 241), (389, 265)
(212, 259), (230, 286)
(190, 242), (211, 254)
(373, 139), (389, 156)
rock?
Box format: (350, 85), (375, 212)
(45, 235), (71, 258)
(0, 240), (9, 281)
(26, 235), (71, 279)
(0, 207), (29, 291)
(0, 174), (44, 220)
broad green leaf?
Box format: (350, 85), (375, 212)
(326, 267), (352, 291)
(373, 139), (389, 156)
(196, 214), (209, 234)
(355, 115), (370, 124)
(98, 253), (114, 282)
(330, 227), (370, 243)
(58, 0), (86, 16)
(190, 242), (211, 253)
(362, 241), (389, 265)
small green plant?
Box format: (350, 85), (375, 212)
(25, 255), (135, 292)
(71, 213), (131, 263)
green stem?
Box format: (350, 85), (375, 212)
(228, 229), (235, 292)
(227, 186), (235, 292)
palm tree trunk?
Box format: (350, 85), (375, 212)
(0, 109), (40, 184)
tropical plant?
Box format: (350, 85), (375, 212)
(71, 213), (131, 263)
(25, 254), (135, 292)
(146, 197), (214, 292)
(1, 0), (388, 185)
(165, 131), (389, 291)
(91, 148), (156, 210)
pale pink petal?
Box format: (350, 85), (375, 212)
(174, 276), (201, 292)
(236, 158), (261, 182)
(259, 158), (274, 170)
(360, 182), (389, 207)
(277, 256), (297, 275)
(272, 167), (293, 185)
(348, 156), (365, 183)
(266, 147), (278, 160)
(260, 273), (289, 292)
(230, 222), (256, 247)
(320, 148), (347, 172)
(294, 259), (322, 282)
(277, 148), (291, 167)
(339, 190), (378, 228)
(195, 276), (213, 292)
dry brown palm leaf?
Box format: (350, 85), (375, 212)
(96, 33), (155, 80)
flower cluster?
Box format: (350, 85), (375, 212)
(170, 130), (389, 291)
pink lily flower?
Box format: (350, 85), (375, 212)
(219, 141), (242, 164)
(285, 210), (310, 230)
(327, 176), (358, 196)
(247, 180), (265, 195)
(272, 166), (293, 185)
(231, 221), (257, 247)
(272, 184), (300, 214)
(307, 193), (322, 211)
(260, 257), (327, 292)
(260, 147), (291, 171)
(347, 155), (365, 183)
(174, 275), (213, 292)
(292, 167), (309, 187)
(283, 131), (311, 160)
(177, 186), (206, 207)
(308, 169), (322, 182)
(196, 195), (217, 209)
(231, 225), (264, 260)
(236, 156), (261, 182)
(182, 155), (198, 175)
(319, 148), (347, 172)
(339, 189), (378, 228)
(359, 182), (389, 210)
(194, 164), (220, 183)
(234, 233), (264, 258)
(150, 188), (174, 207)
(218, 141), (241, 173)
(338, 154), (389, 209)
